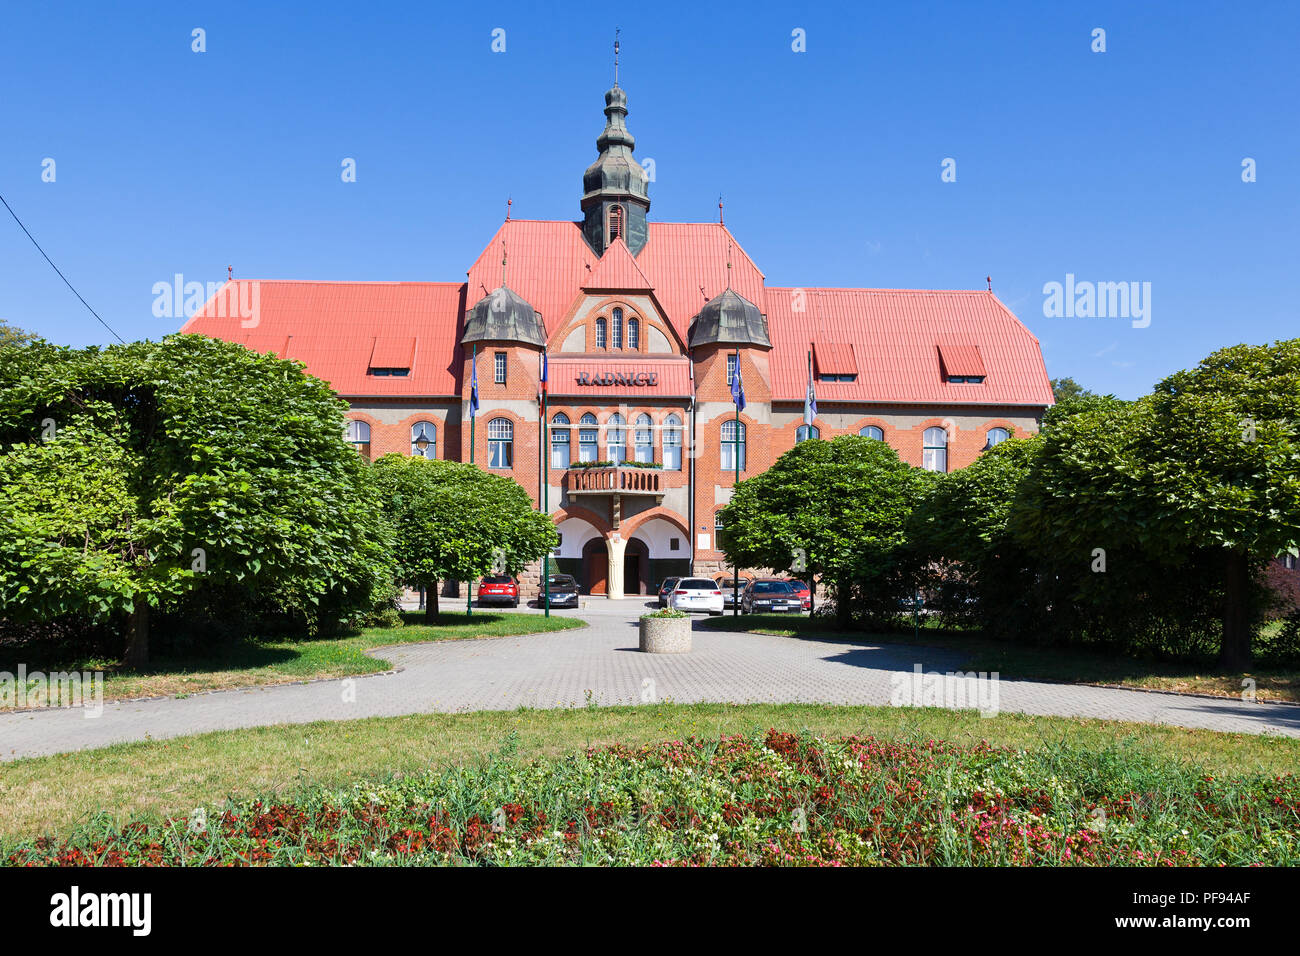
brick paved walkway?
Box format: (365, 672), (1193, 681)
(3, 603), (1297, 761)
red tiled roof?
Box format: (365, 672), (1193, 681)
(465, 220), (764, 341)
(767, 288), (1053, 406)
(181, 228), (1051, 410)
(180, 280), (466, 396)
(547, 356), (692, 397)
(583, 237), (653, 291)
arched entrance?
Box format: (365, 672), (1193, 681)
(581, 536), (649, 595)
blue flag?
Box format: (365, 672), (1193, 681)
(540, 351), (547, 389)
(469, 355), (480, 416)
(730, 355), (746, 411)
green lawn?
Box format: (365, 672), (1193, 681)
(0, 611), (585, 706)
(2, 701), (1298, 842)
(701, 614), (1300, 702)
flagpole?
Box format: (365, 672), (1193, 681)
(468, 344), (476, 618)
(541, 350), (550, 618)
(733, 349), (740, 617)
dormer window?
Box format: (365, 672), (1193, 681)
(608, 204), (624, 243)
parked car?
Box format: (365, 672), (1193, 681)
(476, 575), (519, 607)
(717, 577), (747, 608)
(657, 577), (682, 608)
(785, 579), (812, 610)
(668, 577), (724, 615)
(741, 579), (803, 614)
(541, 573), (580, 608)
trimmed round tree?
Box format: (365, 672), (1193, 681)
(718, 434), (931, 621)
(368, 455), (558, 619)
(1015, 340), (1300, 668)
(0, 334), (394, 664)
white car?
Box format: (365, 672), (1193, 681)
(668, 577), (724, 615)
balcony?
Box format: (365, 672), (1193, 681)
(564, 465), (664, 500)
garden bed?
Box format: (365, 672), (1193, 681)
(5, 728), (1298, 866)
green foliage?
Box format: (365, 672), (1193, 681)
(720, 435), (931, 621)
(368, 456), (557, 592)
(1048, 376), (1093, 403)
(0, 320), (37, 349)
(0, 334), (395, 656)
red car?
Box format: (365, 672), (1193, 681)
(476, 575), (519, 607)
(785, 579), (812, 610)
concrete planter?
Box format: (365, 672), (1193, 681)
(639, 615), (692, 654)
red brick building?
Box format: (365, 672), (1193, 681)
(183, 81), (1054, 599)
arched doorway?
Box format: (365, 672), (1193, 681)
(580, 536), (650, 596)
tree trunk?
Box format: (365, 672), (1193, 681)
(1218, 549), (1253, 671)
(836, 575), (851, 630)
(124, 603), (150, 669)
(808, 573), (816, 617)
(425, 582), (439, 621)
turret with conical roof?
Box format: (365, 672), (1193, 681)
(581, 83), (650, 257)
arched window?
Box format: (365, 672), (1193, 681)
(579, 413), (599, 463)
(410, 420), (436, 459)
(923, 426), (948, 473)
(796, 424), (820, 443)
(721, 420), (746, 471)
(594, 317), (607, 349)
(611, 307), (623, 350)
(859, 425), (884, 441)
(634, 413), (654, 463)
(606, 413), (626, 463)
(344, 420), (370, 458)
(609, 204), (624, 243)
(488, 418), (513, 469)
(985, 427), (1010, 449)
(627, 317), (640, 350)
(663, 413), (682, 470)
(551, 413), (571, 469)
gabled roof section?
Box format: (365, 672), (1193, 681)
(583, 237), (653, 291)
(639, 223), (766, 339)
(766, 289), (1053, 406)
(181, 280), (466, 396)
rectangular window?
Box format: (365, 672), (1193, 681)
(720, 442), (746, 471)
(579, 428), (599, 463)
(494, 352), (507, 385)
(551, 430), (570, 470)
(669, 537), (680, 552)
(726, 354), (737, 385)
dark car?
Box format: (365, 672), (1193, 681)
(541, 573), (580, 608)
(657, 577), (681, 608)
(476, 574), (519, 607)
(717, 577), (747, 608)
(741, 579), (803, 614)
(785, 579), (812, 610)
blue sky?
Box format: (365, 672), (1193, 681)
(1, 0), (1296, 399)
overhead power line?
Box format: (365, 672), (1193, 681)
(0, 189), (126, 344)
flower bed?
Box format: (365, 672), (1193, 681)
(5, 730), (1298, 866)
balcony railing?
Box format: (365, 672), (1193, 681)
(565, 465), (663, 497)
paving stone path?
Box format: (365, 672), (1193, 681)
(3, 602), (1297, 761)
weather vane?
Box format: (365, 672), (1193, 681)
(614, 28), (620, 86)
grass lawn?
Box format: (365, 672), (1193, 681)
(2, 701), (1299, 843)
(0, 611), (585, 706)
(701, 614), (1300, 703)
